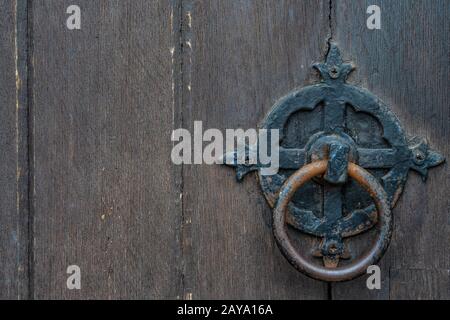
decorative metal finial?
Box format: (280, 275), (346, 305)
(313, 42), (355, 82)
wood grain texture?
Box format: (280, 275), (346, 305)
(181, 0), (330, 299)
(1, 0), (447, 300)
(0, 0), (29, 299)
(390, 269), (449, 300)
(331, 0), (449, 299)
(31, 0), (181, 299)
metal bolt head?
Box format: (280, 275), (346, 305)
(329, 66), (340, 79)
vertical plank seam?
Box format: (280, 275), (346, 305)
(171, 0), (185, 299)
(178, 0), (186, 300)
(26, 0), (35, 300)
(13, 0), (20, 300)
(328, 0), (334, 42)
(178, 0), (192, 301)
(328, 0), (334, 301)
(178, 0), (194, 300)
(13, 0), (32, 300)
(13, 0), (21, 300)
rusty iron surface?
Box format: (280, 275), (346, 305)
(273, 160), (391, 281)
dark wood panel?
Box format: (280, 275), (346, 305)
(2, 0), (445, 300)
(31, 0), (181, 299)
(390, 269), (449, 300)
(182, 0), (330, 299)
(0, 0), (29, 299)
(332, 0), (449, 299)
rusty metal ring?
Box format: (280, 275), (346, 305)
(273, 160), (392, 282)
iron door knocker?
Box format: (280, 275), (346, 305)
(221, 43), (445, 282)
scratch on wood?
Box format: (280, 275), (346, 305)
(186, 10), (192, 29)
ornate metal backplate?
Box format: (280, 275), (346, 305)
(222, 43), (445, 281)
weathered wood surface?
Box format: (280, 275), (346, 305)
(31, 0), (181, 299)
(0, 0), (448, 299)
(331, 0), (449, 299)
(0, 0), (29, 299)
(389, 269), (449, 300)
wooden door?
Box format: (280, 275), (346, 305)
(0, 0), (448, 299)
